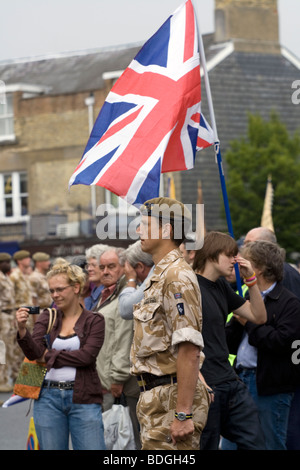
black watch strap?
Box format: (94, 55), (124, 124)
(175, 412), (193, 421)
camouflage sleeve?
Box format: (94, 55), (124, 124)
(29, 276), (39, 298)
(163, 277), (204, 350)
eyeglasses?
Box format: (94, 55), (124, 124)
(49, 285), (72, 295)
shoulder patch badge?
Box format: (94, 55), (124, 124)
(174, 293), (182, 299)
(176, 303), (185, 316)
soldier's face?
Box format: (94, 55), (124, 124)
(137, 216), (162, 254)
(0, 260), (11, 274)
(19, 257), (32, 273)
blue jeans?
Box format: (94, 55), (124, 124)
(287, 386), (300, 450)
(200, 378), (265, 450)
(222, 368), (293, 450)
(33, 387), (106, 450)
(258, 392), (293, 450)
(222, 368), (258, 450)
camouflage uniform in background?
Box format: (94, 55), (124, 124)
(29, 252), (52, 309)
(30, 269), (52, 308)
(10, 267), (33, 310)
(0, 254), (17, 389)
(10, 252), (34, 374)
(131, 248), (209, 450)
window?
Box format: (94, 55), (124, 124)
(0, 172), (28, 222)
(0, 92), (15, 141)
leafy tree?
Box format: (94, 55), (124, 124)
(224, 112), (300, 255)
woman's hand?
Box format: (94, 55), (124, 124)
(15, 307), (30, 338)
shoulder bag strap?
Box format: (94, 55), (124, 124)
(46, 308), (57, 334)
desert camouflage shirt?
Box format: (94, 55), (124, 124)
(130, 248), (204, 377)
(0, 271), (15, 314)
(29, 269), (52, 309)
(10, 267), (33, 308)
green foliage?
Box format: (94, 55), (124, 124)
(224, 112), (300, 254)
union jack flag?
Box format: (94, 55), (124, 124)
(69, 0), (214, 205)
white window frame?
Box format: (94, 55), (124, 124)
(0, 171), (29, 223)
(0, 92), (15, 142)
(104, 190), (138, 215)
(105, 189), (120, 209)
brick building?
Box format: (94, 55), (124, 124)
(0, 44), (141, 250)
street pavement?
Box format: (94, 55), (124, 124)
(0, 391), (33, 450)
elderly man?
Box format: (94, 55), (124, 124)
(119, 240), (154, 320)
(96, 246), (140, 449)
(130, 197), (209, 451)
(84, 244), (109, 310)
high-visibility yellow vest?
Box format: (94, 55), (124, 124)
(227, 284), (249, 366)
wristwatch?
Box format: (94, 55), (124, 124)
(175, 412), (193, 421)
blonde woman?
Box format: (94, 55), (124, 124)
(16, 261), (106, 450)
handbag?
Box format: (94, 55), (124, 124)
(13, 308), (57, 400)
(102, 394), (136, 450)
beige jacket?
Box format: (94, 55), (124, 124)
(96, 275), (139, 397)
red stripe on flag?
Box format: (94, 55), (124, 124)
(96, 107), (142, 146)
(191, 112), (200, 124)
(197, 136), (213, 149)
(184, 0), (195, 62)
(96, 67), (201, 194)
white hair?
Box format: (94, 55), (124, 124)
(85, 244), (110, 262)
(100, 246), (127, 266)
(125, 241), (153, 267)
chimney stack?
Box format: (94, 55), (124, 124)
(214, 0), (280, 54)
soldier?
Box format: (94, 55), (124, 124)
(10, 250), (33, 309)
(10, 250), (34, 372)
(29, 252), (52, 309)
(0, 253), (16, 391)
(130, 197), (210, 450)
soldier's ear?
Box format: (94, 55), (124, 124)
(161, 223), (172, 240)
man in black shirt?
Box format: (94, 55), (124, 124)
(193, 231), (266, 450)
